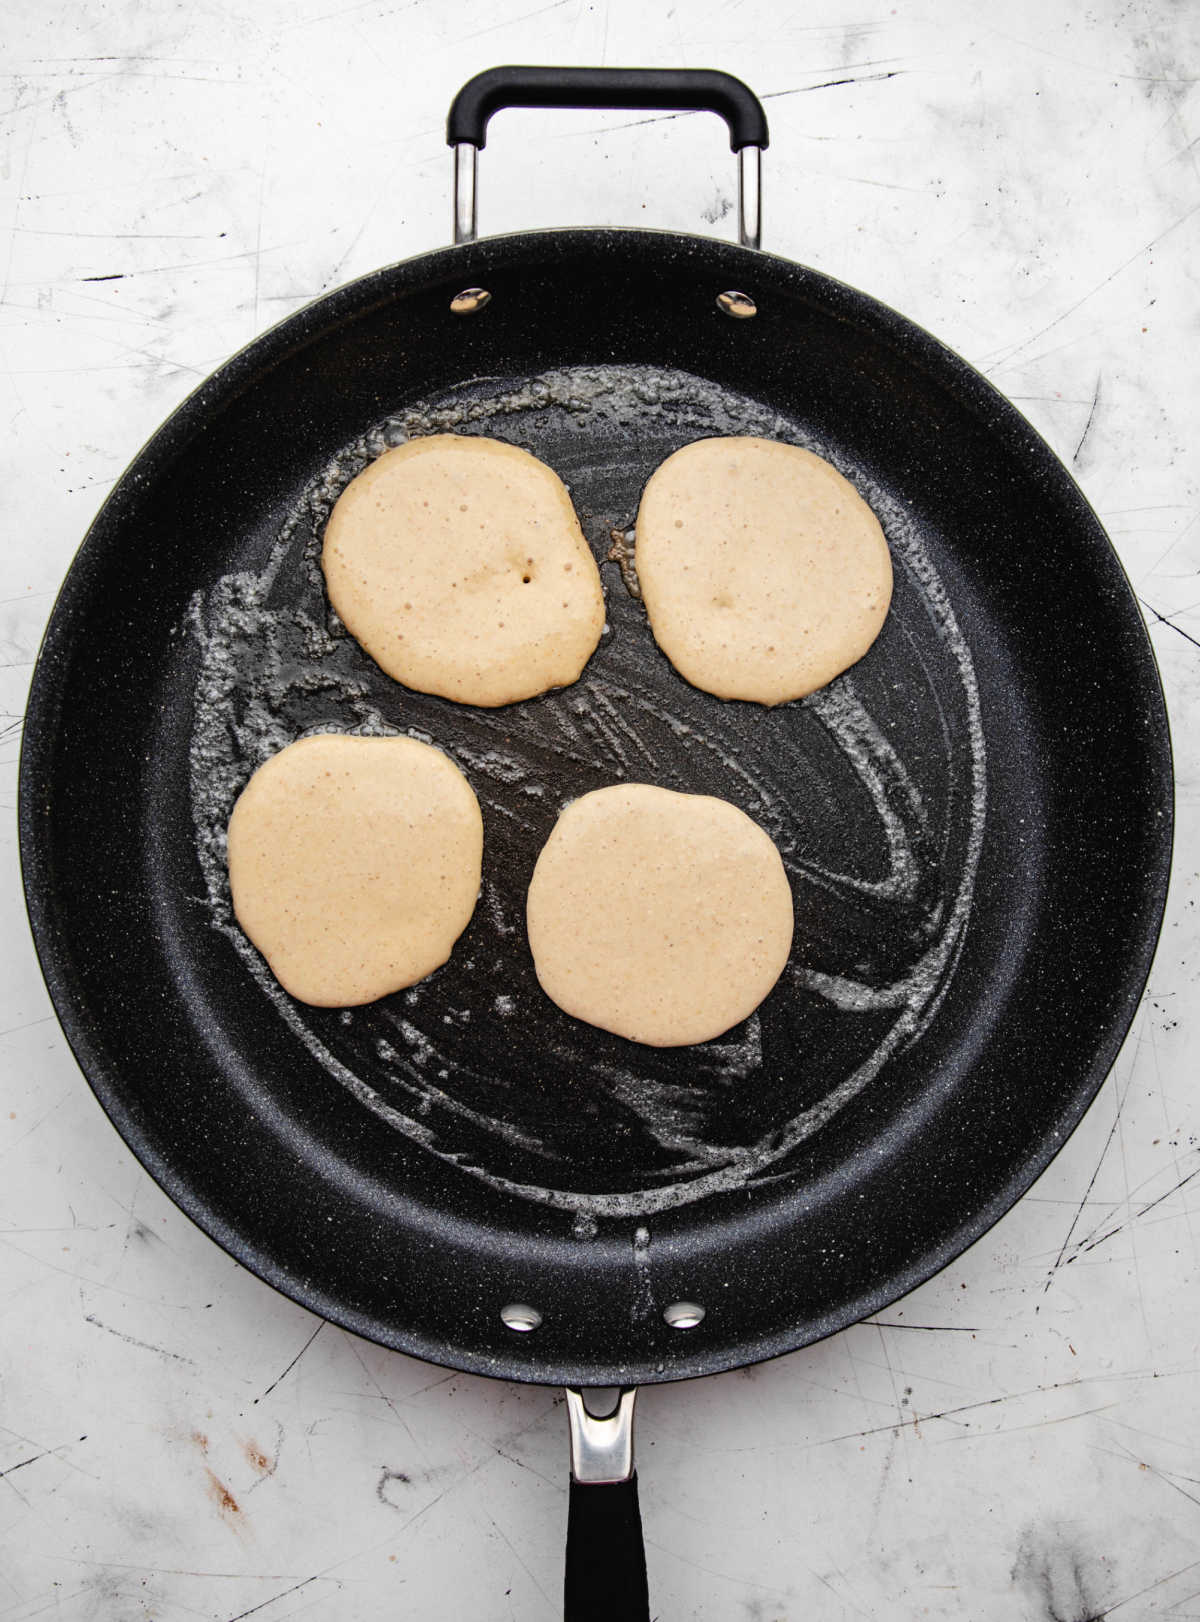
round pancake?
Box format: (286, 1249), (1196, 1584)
(525, 782), (794, 1048)
(322, 434), (605, 707)
(227, 733), (482, 1007)
(635, 436), (892, 705)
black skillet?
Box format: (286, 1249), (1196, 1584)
(19, 67), (1173, 1619)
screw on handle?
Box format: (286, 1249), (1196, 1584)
(446, 65), (768, 249)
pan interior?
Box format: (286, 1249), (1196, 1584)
(185, 362), (986, 1222)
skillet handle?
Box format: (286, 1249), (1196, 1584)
(446, 65), (767, 250)
(447, 65), (768, 151)
(563, 1388), (650, 1622)
(566, 1478), (650, 1621)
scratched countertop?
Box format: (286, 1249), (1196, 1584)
(2, 3), (1199, 1618)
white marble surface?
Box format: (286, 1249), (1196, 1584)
(2, 2), (1199, 1618)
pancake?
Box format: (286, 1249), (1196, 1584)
(227, 733), (482, 1007)
(635, 436), (892, 705)
(525, 782), (794, 1047)
(322, 434), (605, 706)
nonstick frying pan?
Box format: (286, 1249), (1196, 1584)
(18, 66), (1173, 1619)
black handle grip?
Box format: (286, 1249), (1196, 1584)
(447, 65), (769, 152)
(564, 1475), (650, 1622)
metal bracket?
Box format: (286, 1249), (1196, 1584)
(737, 145), (762, 251)
(452, 142), (478, 246)
(565, 1388), (638, 1484)
(451, 139), (763, 250)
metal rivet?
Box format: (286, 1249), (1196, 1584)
(716, 290), (757, 320)
(663, 1300), (705, 1330)
(500, 1302), (542, 1332)
(451, 286), (491, 316)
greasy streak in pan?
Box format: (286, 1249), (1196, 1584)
(187, 364), (984, 1221)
